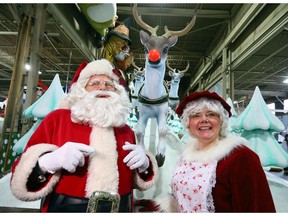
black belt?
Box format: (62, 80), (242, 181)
(47, 192), (132, 212)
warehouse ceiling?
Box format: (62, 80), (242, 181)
(0, 3), (288, 110)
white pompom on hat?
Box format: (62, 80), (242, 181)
(77, 59), (119, 86)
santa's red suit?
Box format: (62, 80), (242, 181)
(154, 135), (275, 212)
(11, 109), (158, 212)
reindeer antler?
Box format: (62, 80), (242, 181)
(166, 59), (175, 72)
(163, 9), (197, 38)
(131, 61), (141, 71)
(132, 60), (145, 78)
(179, 61), (190, 74)
(133, 4), (159, 36)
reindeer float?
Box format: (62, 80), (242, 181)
(133, 3), (196, 166)
(130, 61), (145, 110)
(167, 60), (190, 110)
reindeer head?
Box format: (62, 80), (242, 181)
(167, 60), (190, 84)
(133, 4), (196, 67)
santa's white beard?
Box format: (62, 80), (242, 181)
(70, 89), (131, 128)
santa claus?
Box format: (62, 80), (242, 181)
(10, 58), (158, 212)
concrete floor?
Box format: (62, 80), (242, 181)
(0, 172), (41, 212)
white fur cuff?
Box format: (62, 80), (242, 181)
(10, 144), (61, 201)
(134, 151), (159, 191)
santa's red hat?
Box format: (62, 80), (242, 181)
(175, 90), (232, 117)
(70, 59), (120, 88)
(70, 61), (88, 88)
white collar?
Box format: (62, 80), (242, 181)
(181, 135), (248, 162)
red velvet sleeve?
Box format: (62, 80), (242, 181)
(227, 146), (276, 212)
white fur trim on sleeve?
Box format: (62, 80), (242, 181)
(10, 144), (61, 201)
(133, 150), (159, 191)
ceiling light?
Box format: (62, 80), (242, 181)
(25, 63), (30, 71)
(283, 79), (288, 83)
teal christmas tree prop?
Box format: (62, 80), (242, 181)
(13, 74), (66, 153)
(232, 86), (288, 168)
(226, 97), (242, 135)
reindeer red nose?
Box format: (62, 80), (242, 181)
(148, 49), (160, 62)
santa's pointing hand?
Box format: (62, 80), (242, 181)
(38, 142), (95, 174)
(123, 142), (149, 173)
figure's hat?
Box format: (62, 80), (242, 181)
(70, 61), (88, 88)
(105, 24), (132, 46)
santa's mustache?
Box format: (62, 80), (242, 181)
(86, 90), (116, 98)
(87, 90), (113, 97)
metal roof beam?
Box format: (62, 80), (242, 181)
(232, 4), (288, 68)
(117, 6), (231, 19)
(188, 4), (265, 90)
(47, 4), (95, 61)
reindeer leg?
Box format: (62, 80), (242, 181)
(156, 115), (169, 167)
(135, 116), (148, 147)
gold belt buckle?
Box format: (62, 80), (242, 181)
(86, 191), (120, 213)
